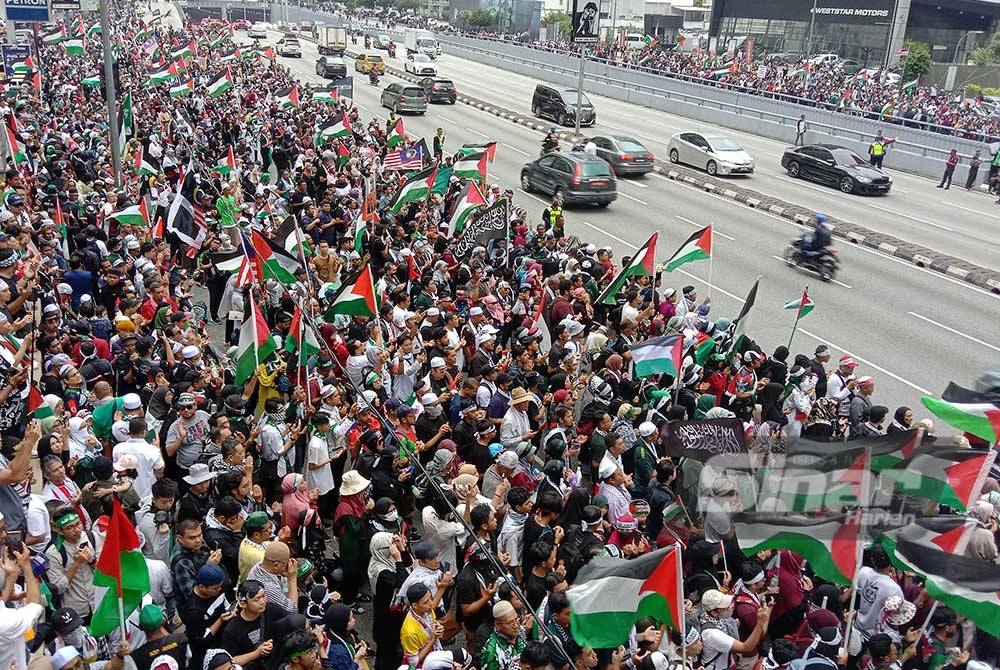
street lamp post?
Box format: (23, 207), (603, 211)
(804, 0), (817, 70)
(953, 30), (983, 64)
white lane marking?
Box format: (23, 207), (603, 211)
(502, 143), (529, 156)
(438, 114), (458, 124)
(660, 175), (1000, 301)
(646, 120), (682, 130)
(517, 189), (549, 205)
(867, 203), (954, 231)
(772, 174), (846, 197)
(908, 312), (1000, 354)
(618, 192), (648, 205)
(798, 328), (932, 395)
(675, 215), (735, 241)
(649, 172), (672, 182)
(622, 179), (648, 188)
(466, 127), (489, 138)
(769, 255), (852, 289)
(952, 203), (1000, 221)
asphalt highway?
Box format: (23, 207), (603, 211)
(359, 43), (1000, 273)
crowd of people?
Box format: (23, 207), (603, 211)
(2, 4), (1000, 670)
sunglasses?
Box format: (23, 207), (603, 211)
(178, 403), (196, 410)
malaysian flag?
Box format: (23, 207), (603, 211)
(383, 146), (423, 171)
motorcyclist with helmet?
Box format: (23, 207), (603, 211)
(799, 213), (832, 260)
(541, 126), (560, 155)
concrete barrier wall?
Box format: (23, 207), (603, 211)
(252, 3), (984, 182)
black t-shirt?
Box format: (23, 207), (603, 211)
(522, 516), (554, 554)
(524, 572), (548, 613)
(130, 632), (189, 670)
(220, 612), (267, 670)
(181, 593), (229, 670)
(455, 566), (490, 631)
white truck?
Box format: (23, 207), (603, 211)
(317, 26), (348, 55)
(404, 28), (440, 58)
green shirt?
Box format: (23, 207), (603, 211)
(216, 194), (238, 228)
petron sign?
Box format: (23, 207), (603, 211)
(5, 0), (49, 21)
(711, 0), (894, 29)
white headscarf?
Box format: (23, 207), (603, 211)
(368, 531), (396, 594)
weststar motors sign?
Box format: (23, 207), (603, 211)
(711, 0), (894, 25)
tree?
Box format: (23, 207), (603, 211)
(395, 0), (420, 9)
(900, 39), (930, 81)
(541, 11), (572, 39)
(463, 9), (496, 28)
(970, 32), (1000, 65)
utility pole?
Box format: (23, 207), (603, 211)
(575, 47), (585, 136)
(804, 0), (817, 69)
(100, 0), (121, 186)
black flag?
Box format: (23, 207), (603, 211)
(454, 198), (509, 258)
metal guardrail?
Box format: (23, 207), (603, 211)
(438, 39), (963, 163)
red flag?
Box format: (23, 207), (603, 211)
(95, 498), (141, 596)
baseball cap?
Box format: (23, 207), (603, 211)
(138, 604), (165, 631)
(839, 354), (857, 368)
(196, 564), (227, 586)
(701, 589), (733, 611)
(412, 540), (437, 560)
(51, 607), (83, 634)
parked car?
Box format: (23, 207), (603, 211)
(419, 77), (457, 104)
(276, 37), (302, 57)
(808, 53), (840, 66)
(531, 84), (596, 127)
(581, 135), (654, 176)
(667, 132), (754, 176)
(233, 19), (251, 30)
(781, 144), (892, 195)
(354, 52), (385, 74)
(380, 83), (428, 114)
(404, 53), (438, 76)
(316, 55), (347, 79)
(838, 59), (863, 75)
(520, 152), (616, 207)
(248, 22), (268, 38)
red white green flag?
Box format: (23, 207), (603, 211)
(235, 294), (277, 385)
(90, 498), (150, 637)
(596, 231), (657, 305)
(783, 288), (815, 319)
(324, 266), (378, 319)
(386, 118), (406, 149)
(285, 305), (321, 360)
(921, 382), (1000, 444)
(664, 225), (712, 272)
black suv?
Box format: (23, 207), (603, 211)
(531, 83), (596, 127)
(316, 55), (347, 79)
(520, 151), (616, 207)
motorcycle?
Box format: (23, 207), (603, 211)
(783, 238), (840, 282)
(369, 71), (380, 86)
(540, 136), (560, 158)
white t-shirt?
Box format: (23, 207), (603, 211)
(700, 627), (736, 670)
(25, 495), (50, 550)
(306, 435), (336, 495)
(0, 602), (44, 670)
(854, 566), (902, 637)
(113, 438), (166, 500)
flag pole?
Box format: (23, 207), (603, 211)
(707, 224), (714, 299)
(787, 285), (808, 350)
(843, 446), (872, 651)
(117, 593), (127, 645)
(677, 544), (688, 666)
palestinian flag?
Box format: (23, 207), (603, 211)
(759, 446), (870, 512)
(921, 382), (1000, 443)
(791, 68), (806, 77)
(133, 149), (160, 176)
(529, 293), (552, 353)
(64, 39), (85, 56)
(285, 305), (321, 359)
(567, 546), (684, 649)
(219, 47), (240, 63)
(107, 200), (151, 227)
(169, 79), (194, 98)
(711, 67), (731, 78)
(389, 165), (437, 213)
(880, 101), (895, 116)
(335, 142), (351, 170)
(315, 114), (350, 145)
(275, 86), (300, 109)
(452, 150), (487, 182)
(889, 537), (1000, 637)
(86, 24), (101, 38)
(146, 67), (175, 85)
(207, 69), (233, 98)
(630, 334), (683, 378)
(5, 124), (27, 164)
(27, 386), (53, 420)
(664, 225), (711, 272)
(460, 142), (497, 162)
(250, 230), (302, 284)
(728, 277), (760, 355)
(596, 231), (657, 305)
(878, 515), (976, 556)
(89, 498), (150, 637)
(734, 513), (861, 585)
(386, 118), (406, 149)
(12, 56), (33, 74)
(43, 27), (67, 45)
(235, 294), (277, 385)
(313, 88), (338, 104)
(447, 180), (486, 235)
(134, 27), (153, 43)
(81, 75), (101, 87)
(902, 78), (918, 95)
(878, 446), (995, 511)
(171, 41), (195, 59)
(212, 147), (237, 176)
(325, 265), (378, 319)
(783, 288), (814, 318)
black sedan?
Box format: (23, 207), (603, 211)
(418, 77), (457, 104)
(781, 144), (892, 195)
(316, 56), (347, 79)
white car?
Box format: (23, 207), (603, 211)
(808, 53), (840, 66)
(277, 37), (302, 57)
(667, 132), (755, 176)
(248, 22), (268, 38)
(404, 53), (437, 76)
